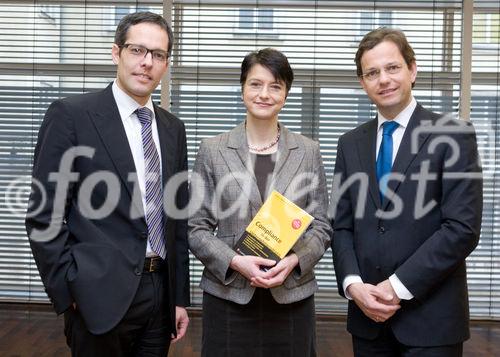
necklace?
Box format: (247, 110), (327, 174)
(248, 125), (281, 152)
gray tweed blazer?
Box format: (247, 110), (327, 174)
(188, 121), (332, 305)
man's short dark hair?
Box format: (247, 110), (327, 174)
(355, 27), (416, 79)
(114, 11), (174, 56)
(240, 48), (294, 94)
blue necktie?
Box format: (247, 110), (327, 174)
(376, 121), (399, 201)
(136, 107), (166, 259)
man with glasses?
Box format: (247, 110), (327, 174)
(26, 11), (190, 356)
(331, 27), (482, 356)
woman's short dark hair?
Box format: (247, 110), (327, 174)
(114, 11), (174, 56)
(355, 27), (416, 78)
(240, 48), (294, 94)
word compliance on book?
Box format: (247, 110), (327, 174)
(235, 190), (314, 262)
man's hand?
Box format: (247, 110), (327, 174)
(347, 282), (400, 323)
(171, 306), (189, 343)
(376, 279), (401, 305)
(229, 255), (276, 281)
(250, 253), (299, 288)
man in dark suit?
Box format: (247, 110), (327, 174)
(331, 27), (483, 356)
(25, 11), (190, 356)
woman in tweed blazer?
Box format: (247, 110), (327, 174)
(188, 48), (332, 356)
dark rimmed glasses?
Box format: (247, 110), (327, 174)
(119, 43), (169, 63)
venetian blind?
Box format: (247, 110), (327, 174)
(470, 0), (500, 318)
(0, 0), (163, 302)
(170, 0), (474, 314)
(0, 0), (498, 319)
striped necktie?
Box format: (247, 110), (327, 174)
(376, 120), (399, 202)
(136, 107), (166, 259)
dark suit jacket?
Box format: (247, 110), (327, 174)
(331, 104), (483, 346)
(25, 84), (190, 335)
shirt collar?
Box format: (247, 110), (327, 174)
(377, 97), (417, 131)
(112, 80), (155, 121)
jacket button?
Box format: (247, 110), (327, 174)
(134, 267), (141, 276)
(141, 231), (148, 239)
(375, 266), (381, 270)
(378, 226), (385, 234)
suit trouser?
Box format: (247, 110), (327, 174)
(64, 270), (171, 357)
(352, 324), (463, 357)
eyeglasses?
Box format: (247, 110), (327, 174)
(119, 44), (169, 63)
(360, 63), (403, 81)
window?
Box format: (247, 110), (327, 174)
(39, 4), (60, 24)
(104, 5), (151, 32)
(238, 8), (274, 33)
(170, 0), (499, 318)
(0, 1), (163, 303)
(0, 0), (498, 320)
(359, 10), (392, 35)
(470, 0), (500, 317)
(115, 6), (131, 26)
(239, 9), (253, 30)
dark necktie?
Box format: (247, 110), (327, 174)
(376, 120), (399, 201)
(136, 107), (166, 259)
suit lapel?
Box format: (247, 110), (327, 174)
(88, 85), (141, 214)
(154, 105), (175, 187)
(384, 104), (434, 210)
(220, 122), (305, 209)
(356, 119), (381, 208)
(270, 125), (304, 196)
(221, 122), (262, 211)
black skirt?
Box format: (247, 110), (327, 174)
(201, 289), (316, 357)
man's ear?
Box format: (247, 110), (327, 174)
(111, 44), (120, 65)
(409, 61), (417, 85)
(359, 77), (367, 92)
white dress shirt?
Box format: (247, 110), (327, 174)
(343, 97), (417, 300)
(112, 81), (163, 257)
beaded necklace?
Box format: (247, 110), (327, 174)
(247, 125), (280, 152)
